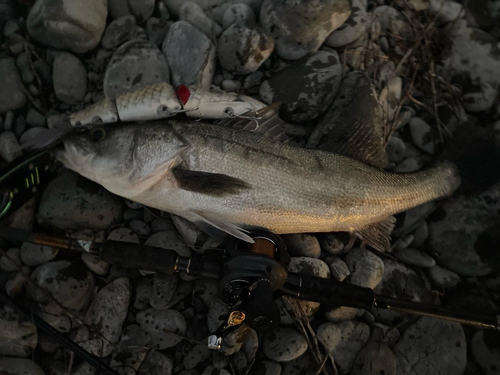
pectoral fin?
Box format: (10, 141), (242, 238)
(189, 211), (255, 243)
(354, 216), (396, 252)
(172, 168), (251, 196)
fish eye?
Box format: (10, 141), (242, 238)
(90, 127), (106, 142)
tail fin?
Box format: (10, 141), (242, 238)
(440, 123), (500, 194)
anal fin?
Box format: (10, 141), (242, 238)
(354, 216), (396, 252)
(190, 211), (255, 244)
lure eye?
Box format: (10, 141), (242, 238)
(90, 127), (106, 142)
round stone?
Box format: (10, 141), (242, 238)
(394, 248), (436, 268)
(263, 327), (308, 362)
(136, 308), (187, 349)
(101, 15), (136, 49)
(53, 52), (87, 104)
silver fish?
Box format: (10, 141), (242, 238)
(55, 115), (461, 252)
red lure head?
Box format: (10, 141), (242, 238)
(176, 84), (191, 106)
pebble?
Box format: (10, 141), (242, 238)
(409, 117), (435, 154)
(428, 265), (460, 288)
(281, 353), (316, 375)
(4, 111), (14, 130)
(163, 21), (215, 88)
(249, 360), (281, 375)
(317, 321), (370, 374)
(16, 52), (34, 84)
(104, 39), (171, 98)
(386, 135), (406, 164)
(37, 171), (124, 231)
(101, 15), (137, 49)
(14, 115), (26, 137)
(164, 281), (193, 309)
(180, 2), (222, 38)
(20, 127), (48, 147)
(145, 226), (192, 257)
(151, 217), (171, 232)
(124, 208), (144, 221)
(52, 52), (87, 104)
(0, 248), (22, 271)
(25, 108), (46, 127)
(394, 317), (466, 375)
(328, 256), (350, 281)
(325, 0), (368, 47)
(263, 327), (308, 362)
(20, 242), (58, 266)
(0, 305), (38, 357)
(241, 327), (259, 362)
(108, 0), (155, 23)
(393, 157), (424, 173)
(222, 4), (256, 29)
(136, 308), (187, 349)
(232, 351), (248, 371)
(130, 219), (152, 237)
(133, 278), (153, 310)
(184, 343), (212, 369)
(345, 248), (384, 289)
(138, 350), (174, 375)
(146, 17), (172, 47)
(379, 76), (402, 121)
(260, 0), (351, 60)
(38, 311), (71, 333)
(395, 248), (436, 268)
(471, 331), (500, 375)
(411, 220), (428, 247)
(318, 232), (347, 255)
(27, 0), (107, 53)
(394, 202), (435, 237)
(220, 324), (249, 355)
(28, 260), (94, 310)
(282, 234), (321, 258)
(351, 343), (396, 375)
(0, 57), (26, 112)
(1, 130), (23, 161)
(260, 50), (342, 123)
(75, 277), (131, 357)
(193, 278), (219, 309)
(81, 253), (110, 275)
(207, 298), (229, 332)
(3, 19), (20, 37)
(221, 79), (242, 91)
(462, 82), (497, 112)
(429, 0), (464, 23)
(150, 273), (179, 309)
(373, 6), (414, 40)
(110, 325), (150, 375)
(0, 358), (45, 375)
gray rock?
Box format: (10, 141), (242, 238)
(249, 361), (281, 375)
(29, 260), (94, 310)
(394, 248), (435, 268)
(394, 317), (466, 375)
(134, 277), (153, 310)
(104, 39), (171, 98)
(411, 220), (428, 247)
(110, 325), (150, 375)
(221, 79), (242, 91)
(14, 115), (25, 138)
(325, 0), (367, 47)
(462, 82), (497, 112)
(281, 353), (315, 375)
(427, 184), (500, 276)
(109, 227), (140, 243)
(232, 351), (248, 371)
(38, 311), (71, 333)
(471, 331), (500, 375)
(351, 343), (396, 375)
(345, 248), (384, 289)
(0, 248), (22, 271)
(260, 50), (342, 123)
(218, 23), (274, 75)
(163, 21), (215, 88)
(260, 0), (351, 60)
(163, 0), (221, 17)
(27, 0), (107, 53)
(0, 57), (26, 113)
(25, 108), (45, 127)
(318, 232), (347, 255)
(72, 362), (96, 375)
(20, 242), (58, 266)
(180, 2), (222, 38)
(164, 281), (193, 309)
(464, 0), (495, 29)
(241, 327), (259, 362)
(263, 327), (308, 362)
(136, 308), (187, 349)
(194, 278), (219, 308)
(222, 4), (256, 29)
(171, 214), (221, 252)
(386, 135), (406, 164)
(37, 171), (124, 231)
(16, 52), (34, 84)
(0, 358), (45, 375)
(207, 298), (229, 332)
(150, 273), (179, 310)
(317, 321), (370, 374)
(328, 256), (350, 281)
(145, 229), (192, 257)
(393, 157), (425, 173)
(81, 253), (110, 275)
(20, 127), (48, 145)
(393, 201), (435, 237)
(409, 117), (435, 154)
(429, 0), (464, 23)
(373, 5), (414, 39)
(428, 265), (460, 288)
(379, 77), (403, 122)
(4, 111), (14, 130)
(101, 15), (137, 49)
(150, 217), (171, 232)
(146, 17), (172, 47)
(52, 52), (87, 104)
(137, 350), (173, 375)
(124, 208), (144, 221)
(75, 277), (131, 357)
(3, 20), (20, 37)
(108, 0), (155, 23)
(130, 219), (152, 237)
(184, 343), (212, 369)
(0, 305), (37, 357)
(282, 234), (321, 258)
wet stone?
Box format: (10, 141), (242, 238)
(471, 331), (500, 375)
(101, 15), (137, 50)
(281, 353), (316, 375)
(386, 135), (406, 164)
(222, 4), (256, 29)
(146, 17), (172, 47)
(325, 0), (368, 48)
(145, 228), (191, 257)
(0, 358), (45, 375)
(81, 253), (110, 275)
(184, 343), (212, 369)
(351, 343), (396, 375)
(328, 256), (350, 281)
(0, 57), (26, 113)
(409, 117), (435, 154)
(260, 50), (342, 123)
(130, 219), (151, 237)
(52, 52), (87, 104)
(108, 0), (155, 23)
(395, 248), (436, 268)
(20, 242), (58, 266)
(137, 350), (174, 375)
(0, 247), (22, 272)
(180, 2), (222, 38)
(110, 325), (151, 375)
(150, 273), (179, 310)
(282, 234), (321, 258)
(0, 305), (38, 357)
(263, 327), (308, 362)
(25, 108), (46, 127)
(428, 265), (460, 288)
(136, 308), (187, 349)
(345, 248), (384, 289)
(248, 360), (281, 375)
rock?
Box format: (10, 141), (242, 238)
(27, 0), (107, 53)
(260, 0), (351, 60)
(428, 265), (460, 288)
(429, 0), (464, 23)
(464, 0), (495, 29)
(409, 117), (435, 154)
(344, 248), (384, 289)
(393, 157), (425, 173)
(52, 52), (87, 105)
(222, 4), (256, 29)
(38, 311), (71, 333)
(218, 23), (274, 75)
(282, 234), (321, 258)
(263, 327), (308, 362)
(150, 273), (179, 310)
(207, 299), (229, 332)
(134, 277), (153, 310)
(462, 82), (497, 112)
(101, 15), (137, 49)
(164, 281), (193, 309)
(146, 17), (172, 47)
(151, 217), (171, 232)
(81, 254), (110, 275)
(373, 6), (414, 40)
(260, 50), (342, 123)
(163, 21), (215, 88)
(110, 325), (150, 375)
(19, 127), (48, 145)
(0, 131), (21, 162)
(104, 39), (170, 98)
(379, 77), (402, 121)
(75, 277), (131, 357)
(0, 248), (22, 271)
(20, 242), (58, 266)
(317, 321), (370, 374)
(136, 308), (187, 349)
(130, 219), (152, 237)
(0, 305), (37, 357)
(194, 278), (219, 308)
(108, 0), (155, 23)
(471, 331), (500, 375)
(395, 248), (436, 268)
(4, 111), (14, 130)
(386, 135), (406, 164)
(14, 115), (25, 138)
(281, 353), (316, 375)
(29, 260), (94, 310)
(138, 350), (174, 375)
(328, 256), (350, 281)
(124, 208), (144, 221)
(411, 220), (428, 247)
(37, 171), (124, 231)
(221, 79), (242, 91)
(318, 232), (348, 255)
(394, 202), (435, 237)
(241, 327), (259, 362)
(184, 343), (212, 369)
(180, 2), (222, 38)
(427, 184), (500, 276)
(25, 108), (45, 127)
(220, 325), (250, 355)
(16, 52), (34, 84)
(325, 0), (367, 47)
(351, 343), (396, 375)
(0, 358), (45, 375)
(0, 57), (26, 113)
(249, 361), (281, 375)
(145, 229), (191, 257)
(394, 317), (466, 375)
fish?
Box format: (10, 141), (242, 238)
(51, 104), (474, 253)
